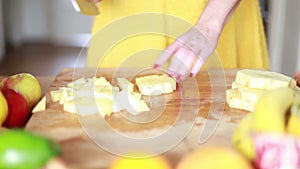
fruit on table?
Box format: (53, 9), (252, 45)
(287, 102), (300, 136)
(0, 73), (42, 110)
(1, 88), (29, 128)
(251, 88), (295, 132)
(50, 77), (115, 117)
(109, 152), (171, 169)
(114, 90), (150, 115)
(0, 129), (61, 169)
(176, 146), (253, 169)
(253, 134), (300, 169)
(226, 88), (256, 112)
(232, 87), (300, 167)
(235, 69), (297, 89)
(117, 77), (134, 92)
(226, 69), (297, 111)
(0, 91), (8, 126)
(232, 113), (255, 160)
(135, 74), (176, 95)
(50, 74), (174, 116)
(286, 113), (300, 136)
(32, 96), (46, 113)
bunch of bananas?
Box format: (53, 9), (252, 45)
(232, 88), (300, 168)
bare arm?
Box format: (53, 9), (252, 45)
(195, 0), (241, 43)
(154, 0), (241, 81)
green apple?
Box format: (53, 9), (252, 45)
(0, 91), (8, 126)
(0, 129), (62, 169)
(0, 73), (42, 110)
(1, 88), (29, 128)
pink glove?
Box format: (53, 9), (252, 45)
(153, 26), (218, 81)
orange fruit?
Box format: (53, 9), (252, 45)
(176, 146), (253, 169)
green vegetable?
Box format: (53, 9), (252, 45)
(0, 129), (61, 169)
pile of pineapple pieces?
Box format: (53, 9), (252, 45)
(33, 74), (176, 117)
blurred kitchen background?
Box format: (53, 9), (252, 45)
(0, 0), (299, 77)
(0, 0), (91, 76)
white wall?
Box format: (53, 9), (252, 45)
(268, 0), (300, 76)
(3, 0), (22, 46)
(3, 0), (93, 47)
(21, 0), (49, 41)
(48, 0), (93, 46)
(0, 0), (5, 61)
(281, 0), (300, 76)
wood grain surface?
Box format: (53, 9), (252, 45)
(25, 68), (250, 169)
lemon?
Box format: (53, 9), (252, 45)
(0, 91), (8, 126)
(109, 153), (172, 169)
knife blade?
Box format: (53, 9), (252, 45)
(71, 0), (100, 16)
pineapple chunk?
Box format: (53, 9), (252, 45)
(32, 96), (46, 113)
(135, 74), (176, 95)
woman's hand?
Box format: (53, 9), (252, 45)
(295, 71), (300, 87)
(154, 26), (219, 81)
(154, 0), (240, 81)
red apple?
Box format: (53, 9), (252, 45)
(0, 73), (42, 110)
(1, 88), (29, 128)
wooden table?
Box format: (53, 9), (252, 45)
(25, 68), (249, 169)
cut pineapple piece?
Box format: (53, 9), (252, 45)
(51, 74), (176, 116)
(226, 69), (297, 111)
(135, 74), (176, 95)
(63, 100), (76, 114)
(114, 90), (150, 115)
(117, 77), (134, 92)
(238, 86), (265, 103)
(226, 89), (255, 112)
(50, 90), (62, 102)
(32, 96), (46, 113)
(235, 69), (297, 89)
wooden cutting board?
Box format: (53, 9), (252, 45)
(25, 68), (249, 169)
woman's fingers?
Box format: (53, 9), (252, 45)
(154, 41), (182, 69)
(190, 57), (205, 78)
(189, 47), (213, 77)
(295, 71), (300, 87)
(154, 26), (217, 81)
(167, 47), (196, 81)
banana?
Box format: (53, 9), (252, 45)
(232, 113), (255, 160)
(286, 95), (300, 136)
(232, 88), (300, 163)
(251, 88), (295, 133)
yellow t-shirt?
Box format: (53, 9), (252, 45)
(86, 0), (269, 70)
